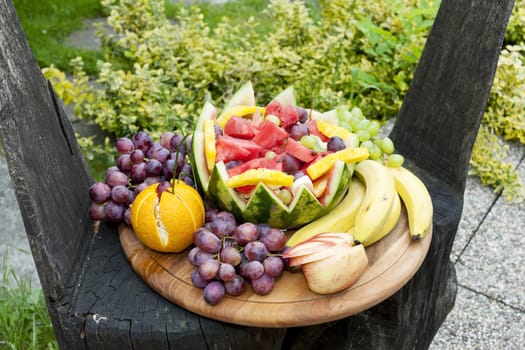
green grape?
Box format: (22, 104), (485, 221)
(360, 140), (374, 149)
(386, 153), (405, 167)
(357, 130), (371, 142)
(367, 120), (381, 138)
(340, 120), (352, 131)
(349, 116), (361, 131)
(372, 137), (383, 147)
(300, 135), (317, 149)
(356, 119), (370, 132)
(351, 106), (364, 119)
(265, 114), (280, 126)
(368, 144), (383, 160)
(265, 151), (277, 159)
(380, 137), (395, 155)
(276, 188), (292, 205)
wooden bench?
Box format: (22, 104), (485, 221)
(0, 0), (514, 348)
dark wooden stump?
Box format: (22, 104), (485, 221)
(0, 0), (514, 349)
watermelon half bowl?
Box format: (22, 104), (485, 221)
(192, 82), (368, 229)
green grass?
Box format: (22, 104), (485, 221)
(12, 0), (105, 73)
(0, 252), (58, 350)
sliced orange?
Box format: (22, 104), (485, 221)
(307, 147), (369, 180)
(130, 182), (205, 253)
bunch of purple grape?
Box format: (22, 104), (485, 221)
(88, 130), (194, 224)
(188, 209), (289, 305)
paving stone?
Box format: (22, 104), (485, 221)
(0, 150), (40, 288)
(455, 157), (525, 309)
(430, 286), (525, 350)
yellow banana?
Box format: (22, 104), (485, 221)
(358, 192), (401, 246)
(387, 165), (433, 240)
(286, 179), (366, 247)
(353, 160), (397, 246)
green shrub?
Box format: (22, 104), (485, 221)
(44, 0), (524, 202)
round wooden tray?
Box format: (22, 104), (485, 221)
(119, 206), (431, 328)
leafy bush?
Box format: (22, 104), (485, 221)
(44, 0), (524, 201)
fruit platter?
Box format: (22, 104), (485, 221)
(88, 82), (433, 327)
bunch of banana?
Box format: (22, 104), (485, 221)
(351, 160), (399, 246)
(286, 159), (434, 247)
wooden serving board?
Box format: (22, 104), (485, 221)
(119, 207), (431, 328)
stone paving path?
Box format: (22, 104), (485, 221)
(1, 8), (524, 349)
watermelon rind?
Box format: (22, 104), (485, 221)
(273, 85), (296, 107)
(220, 81), (256, 115)
(192, 101), (216, 193)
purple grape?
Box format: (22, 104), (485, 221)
(259, 228), (287, 252)
(105, 166), (120, 176)
(257, 223), (271, 236)
(123, 208), (132, 226)
(160, 131), (175, 148)
(105, 170), (129, 188)
(263, 256), (284, 277)
(130, 163), (147, 184)
(293, 171), (305, 181)
(288, 124), (309, 141)
(126, 190), (135, 205)
(203, 281), (225, 305)
(191, 269), (210, 289)
(206, 208), (220, 222)
(180, 163), (193, 177)
(155, 148), (170, 164)
(145, 159), (163, 176)
(197, 230), (222, 253)
(130, 149), (145, 163)
(116, 154), (132, 172)
(169, 133), (184, 152)
(180, 175), (194, 187)
(146, 142), (163, 159)
(233, 222), (259, 245)
(143, 176), (162, 186)
(225, 160), (242, 170)
(282, 153), (302, 175)
(156, 181), (171, 196)
(194, 249), (214, 267)
(207, 218), (235, 237)
(132, 131), (153, 153)
(184, 135), (193, 154)
(296, 107), (308, 123)
(133, 182), (148, 195)
(251, 274), (275, 295)
(89, 182), (111, 203)
(220, 246), (242, 266)
(224, 275), (246, 296)
(214, 125), (223, 138)
(110, 185), (131, 204)
(198, 259), (220, 280)
(327, 136), (346, 152)
(104, 201), (125, 223)
(218, 263), (236, 282)
(115, 137), (134, 154)
(243, 241), (269, 261)
(163, 159), (176, 179)
(243, 260), (264, 280)
(187, 246), (201, 266)
(88, 202), (106, 221)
